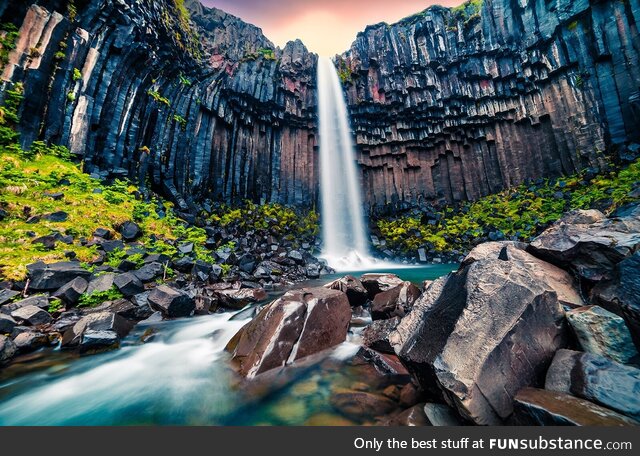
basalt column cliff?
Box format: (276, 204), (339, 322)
(0, 0), (318, 212)
(341, 0), (640, 211)
(1, 0), (639, 214)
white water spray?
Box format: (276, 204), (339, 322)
(317, 57), (394, 271)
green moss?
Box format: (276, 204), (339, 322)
(78, 287), (124, 308)
(0, 23), (19, 71)
(448, 0), (483, 29)
(0, 82), (23, 147)
(173, 114), (187, 130)
(243, 47), (277, 62)
(48, 299), (65, 313)
(72, 68), (82, 81)
(147, 89), (170, 107)
(567, 20), (579, 31)
(377, 159), (640, 255)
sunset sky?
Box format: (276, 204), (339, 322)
(201, 0), (463, 56)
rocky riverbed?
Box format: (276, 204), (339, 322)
(2, 203), (639, 426)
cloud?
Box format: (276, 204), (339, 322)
(200, 0), (463, 55)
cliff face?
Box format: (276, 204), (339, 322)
(0, 0), (318, 212)
(1, 0), (639, 214)
(341, 0), (640, 212)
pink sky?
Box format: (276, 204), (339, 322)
(200, 0), (463, 56)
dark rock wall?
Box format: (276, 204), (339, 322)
(341, 0), (640, 211)
(0, 0), (318, 211)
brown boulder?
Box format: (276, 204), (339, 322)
(330, 388), (399, 421)
(228, 287), (350, 378)
(362, 317), (401, 353)
(360, 273), (404, 299)
(324, 275), (368, 307)
(371, 281), (421, 320)
(513, 388), (639, 426)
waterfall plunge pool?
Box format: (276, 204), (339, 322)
(0, 264), (457, 426)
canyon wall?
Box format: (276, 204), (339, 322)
(0, 0), (318, 212)
(342, 0), (640, 212)
(1, 0), (639, 214)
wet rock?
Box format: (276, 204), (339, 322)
(80, 330), (120, 351)
(351, 347), (412, 387)
(546, 349), (640, 420)
(10, 306), (53, 326)
(0, 314), (17, 333)
(360, 273), (404, 299)
(113, 273), (145, 297)
(100, 240), (125, 253)
(330, 388), (399, 421)
(325, 275), (368, 307)
(13, 331), (49, 353)
(217, 288), (267, 309)
(254, 261), (284, 280)
(362, 317), (401, 353)
(287, 250), (304, 263)
(27, 261), (91, 291)
(1, 295), (49, 314)
(513, 388), (639, 426)
(53, 277), (88, 305)
(528, 210), (640, 282)
(228, 287), (350, 378)
(566, 306), (638, 364)
(148, 285), (195, 318)
(191, 260), (213, 282)
(423, 403), (464, 426)
(237, 254), (257, 273)
(61, 311), (133, 349)
(465, 241), (585, 308)
(591, 252), (640, 350)
(0, 335), (16, 365)
(371, 281), (421, 320)
(391, 258), (568, 425)
(173, 256), (195, 273)
(119, 221), (142, 241)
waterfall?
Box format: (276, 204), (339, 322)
(317, 57), (384, 271)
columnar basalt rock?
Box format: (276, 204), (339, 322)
(1, 0), (318, 211)
(340, 0), (640, 212)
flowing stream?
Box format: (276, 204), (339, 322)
(0, 265), (456, 425)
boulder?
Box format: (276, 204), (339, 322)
(324, 275), (368, 307)
(591, 252), (640, 350)
(0, 313), (17, 334)
(0, 289), (19, 306)
(390, 258), (568, 425)
(513, 388), (639, 426)
(360, 273), (404, 299)
(113, 273), (144, 297)
(253, 261), (283, 279)
(147, 285), (195, 318)
(133, 262), (165, 283)
(93, 228), (112, 239)
(566, 306), (638, 364)
(423, 403), (464, 426)
(13, 331), (49, 353)
(381, 404), (429, 426)
(464, 241), (585, 308)
(119, 221), (142, 241)
(53, 277), (88, 304)
(217, 288), (267, 309)
(0, 335), (16, 365)
(546, 349), (640, 420)
(371, 281), (421, 320)
(86, 273), (116, 295)
(61, 311), (133, 349)
(228, 287), (350, 378)
(362, 317), (401, 354)
(528, 210), (640, 282)
(10, 305), (53, 326)
(27, 261), (91, 291)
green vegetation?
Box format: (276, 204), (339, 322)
(209, 201), (319, 241)
(147, 89), (171, 107)
(447, 0), (483, 31)
(67, 91), (76, 102)
(48, 299), (65, 314)
(244, 47), (277, 62)
(78, 287), (124, 308)
(72, 68), (82, 81)
(0, 23), (19, 71)
(0, 82), (23, 147)
(179, 73), (192, 86)
(337, 58), (354, 84)
(173, 114), (187, 130)
(377, 159), (640, 255)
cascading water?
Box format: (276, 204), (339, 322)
(317, 57), (388, 271)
